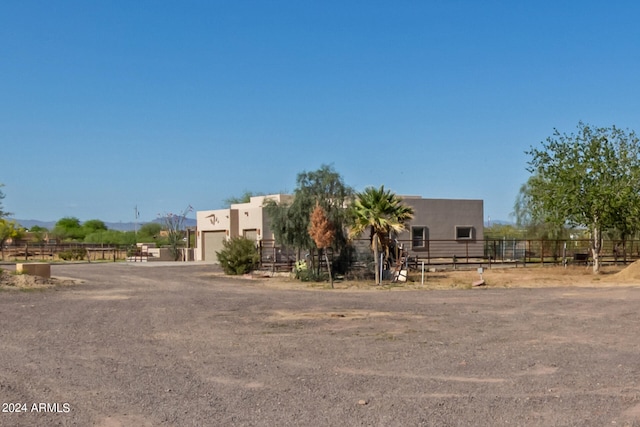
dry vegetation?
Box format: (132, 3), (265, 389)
(4, 261), (640, 291)
(0, 267), (78, 290)
(255, 262), (640, 290)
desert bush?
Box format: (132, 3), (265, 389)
(296, 268), (328, 282)
(293, 260), (328, 282)
(216, 237), (260, 275)
(59, 248), (86, 261)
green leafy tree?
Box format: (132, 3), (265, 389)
(484, 223), (526, 240)
(264, 165), (353, 268)
(28, 225), (49, 243)
(512, 175), (572, 257)
(264, 196), (314, 257)
(84, 229), (135, 245)
(512, 178), (572, 240)
(349, 186), (414, 285)
(525, 122), (640, 273)
(216, 237), (260, 275)
(223, 191), (266, 208)
(52, 217), (85, 242)
(121, 231), (138, 245)
(83, 219), (108, 234)
(0, 184), (10, 218)
(137, 223), (162, 241)
(0, 219), (23, 260)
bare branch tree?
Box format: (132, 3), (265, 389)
(159, 205), (193, 261)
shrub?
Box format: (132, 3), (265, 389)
(216, 237), (260, 275)
(296, 268), (328, 282)
(59, 248), (86, 261)
(293, 260), (328, 282)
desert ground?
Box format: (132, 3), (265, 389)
(1, 262), (640, 426)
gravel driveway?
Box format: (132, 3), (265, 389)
(1, 262), (639, 426)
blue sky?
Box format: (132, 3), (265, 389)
(3, 1), (640, 224)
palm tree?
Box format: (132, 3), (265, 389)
(349, 186), (414, 284)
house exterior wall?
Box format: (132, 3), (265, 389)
(196, 194), (484, 262)
(395, 197), (484, 258)
(231, 194), (294, 241)
(195, 208), (238, 261)
(196, 194), (293, 262)
(235, 206), (264, 238)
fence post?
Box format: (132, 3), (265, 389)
(489, 244), (493, 270)
(272, 244), (276, 274)
(493, 241), (497, 267)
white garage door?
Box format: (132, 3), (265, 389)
(203, 231), (226, 262)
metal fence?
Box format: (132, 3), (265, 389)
(257, 238), (640, 274)
(0, 242), (128, 262)
(484, 238), (639, 265)
(5, 238), (637, 271)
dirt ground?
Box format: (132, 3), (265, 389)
(1, 262), (640, 426)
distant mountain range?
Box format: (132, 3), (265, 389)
(14, 217), (505, 231)
(484, 219), (514, 227)
(12, 218), (197, 232)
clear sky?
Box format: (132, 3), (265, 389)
(3, 1), (640, 224)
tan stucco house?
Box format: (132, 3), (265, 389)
(196, 193), (484, 263)
(196, 194), (292, 262)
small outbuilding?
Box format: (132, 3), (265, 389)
(395, 197), (484, 258)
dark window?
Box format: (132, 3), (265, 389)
(455, 226), (473, 240)
(412, 227), (428, 249)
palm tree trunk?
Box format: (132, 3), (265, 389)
(373, 237), (380, 285)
